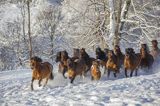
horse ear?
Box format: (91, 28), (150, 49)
(82, 48), (85, 51)
(34, 56), (42, 62)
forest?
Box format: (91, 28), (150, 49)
(0, 0), (160, 71)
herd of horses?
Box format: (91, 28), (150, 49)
(30, 44), (155, 90)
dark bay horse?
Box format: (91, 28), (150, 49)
(124, 48), (141, 77)
(67, 57), (87, 83)
(114, 45), (124, 68)
(95, 47), (108, 74)
(140, 44), (154, 69)
(30, 56), (54, 90)
(55, 50), (69, 79)
(80, 48), (95, 74)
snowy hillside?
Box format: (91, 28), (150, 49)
(0, 0), (160, 105)
(1, 65), (160, 106)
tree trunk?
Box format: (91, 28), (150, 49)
(120, 0), (131, 34)
(114, 0), (122, 46)
(27, 0), (32, 59)
(108, 0), (116, 49)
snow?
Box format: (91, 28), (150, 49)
(1, 64), (160, 106)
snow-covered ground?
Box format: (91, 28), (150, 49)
(1, 65), (160, 106)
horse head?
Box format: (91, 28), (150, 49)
(61, 50), (69, 61)
(73, 48), (80, 58)
(125, 48), (135, 60)
(30, 56), (42, 69)
(140, 47), (148, 58)
(92, 60), (100, 72)
(55, 51), (61, 62)
(114, 45), (121, 56)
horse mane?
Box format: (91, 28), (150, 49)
(96, 47), (107, 60)
(140, 44), (150, 53)
(125, 48), (135, 55)
(108, 50), (117, 63)
(31, 56), (42, 62)
(73, 48), (80, 58)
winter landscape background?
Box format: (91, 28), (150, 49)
(0, 0), (160, 105)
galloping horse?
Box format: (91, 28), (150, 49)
(114, 45), (124, 68)
(80, 48), (95, 74)
(91, 60), (101, 80)
(55, 50), (69, 79)
(30, 56), (54, 90)
(140, 44), (154, 69)
(124, 48), (141, 77)
(67, 58), (87, 83)
(106, 50), (119, 77)
(95, 47), (108, 74)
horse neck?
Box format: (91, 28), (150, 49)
(33, 62), (41, 71)
(108, 55), (117, 63)
(141, 50), (149, 59)
(61, 56), (68, 62)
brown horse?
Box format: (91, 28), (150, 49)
(114, 45), (124, 68)
(91, 60), (101, 80)
(80, 48), (96, 74)
(106, 50), (119, 78)
(140, 44), (154, 69)
(124, 48), (141, 77)
(95, 47), (108, 74)
(67, 57), (87, 83)
(55, 50), (69, 79)
(30, 56), (54, 90)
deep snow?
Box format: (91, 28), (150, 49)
(1, 65), (160, 106)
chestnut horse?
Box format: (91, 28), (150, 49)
(140, 44), (154, 69)
(91, 60), (101, 80)
(106, 50), (119, 78)
(124, 48), (141, 77)
(30, 56), (54, 90)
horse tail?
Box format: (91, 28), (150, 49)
(50, 71), (54, 80)
(47, 62), (54, 80)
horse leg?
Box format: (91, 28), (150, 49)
(38, 79), (42, 87)
(107, 69), (110, 78)
(82, 71), (86, 79)
(113, 72), (117, 78)
(125, 68), (128, 78)
(31, 77), (35, 91)
(62, 68), (67, 79)
(44, 78), (49, 87)
(135, 69), (138, 76)
(130, 70), (134, 77)
(85, 66), (90, 75)
(104, 67), (107, 75)
(70, 77), (75, 83)
(91, 76), (94, 80)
